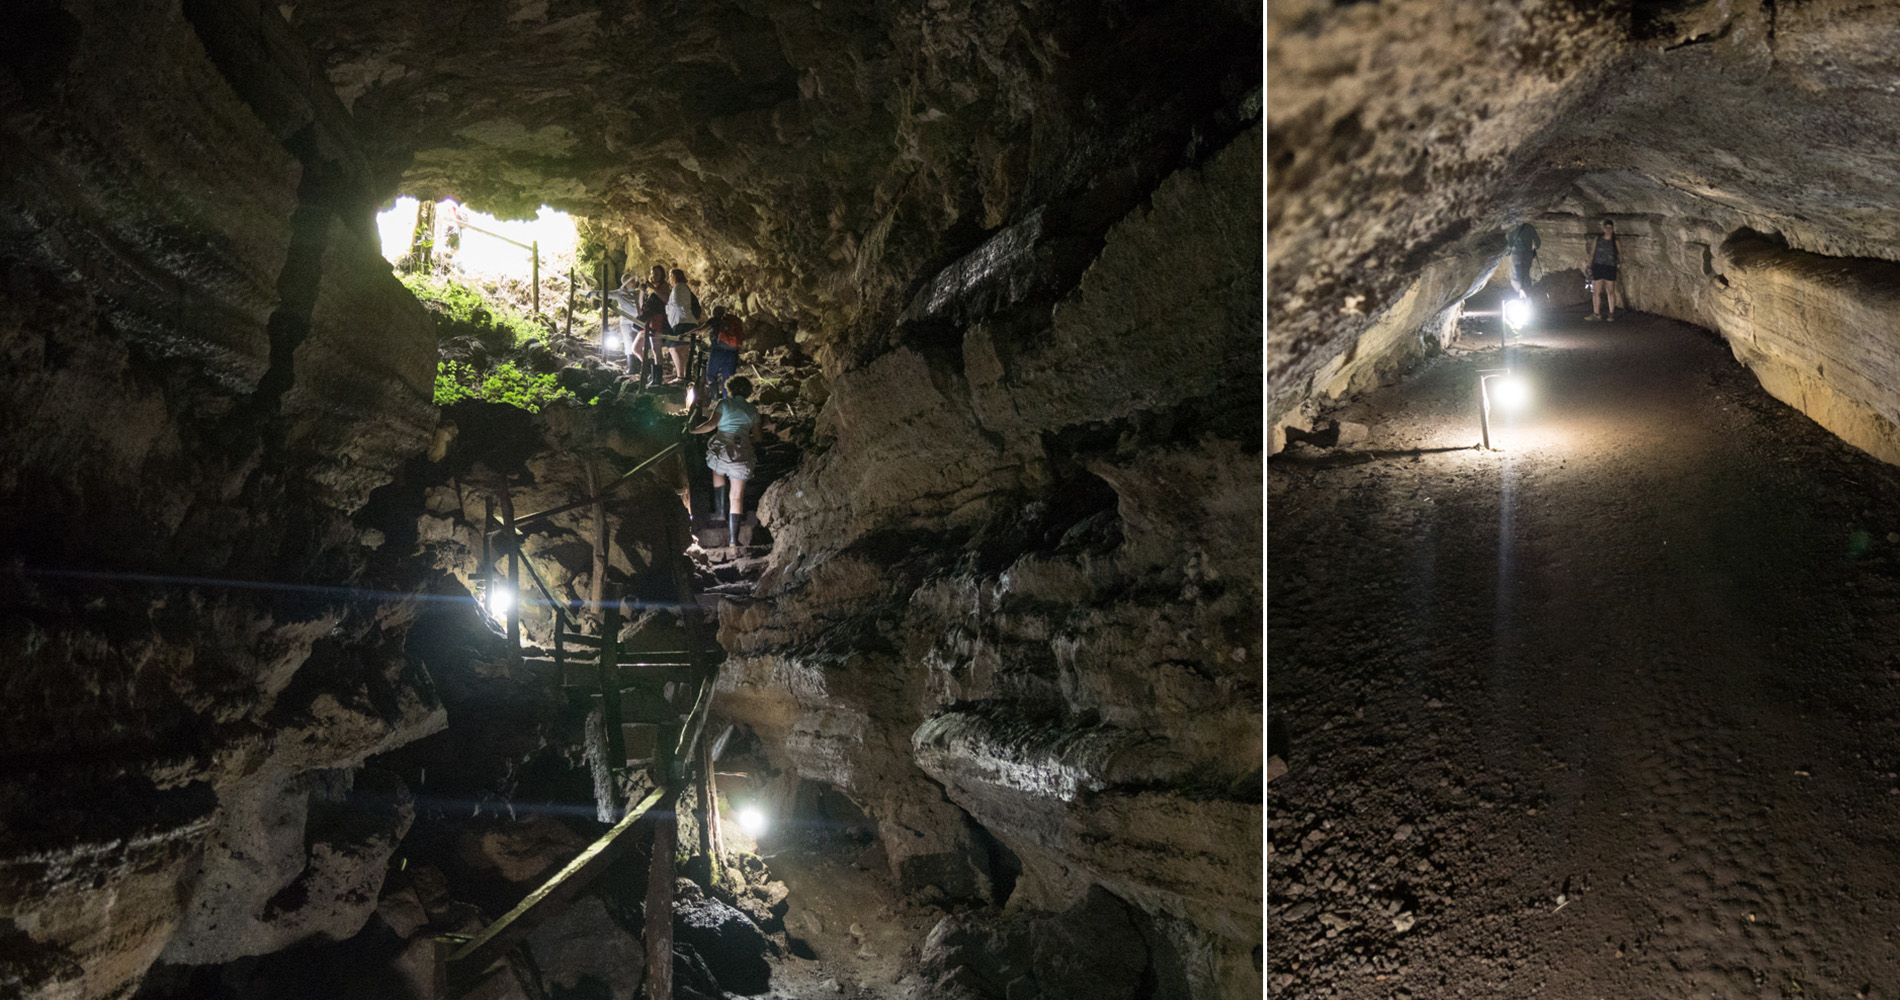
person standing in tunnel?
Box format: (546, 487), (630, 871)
(704, 304), (745, 398)
(1586, 218), (1621, 321)
(1506, 221), (1540, 298)
(635, 264), (672, 385)
(665, 267), (702, 384)
(691, 375), (761, 548)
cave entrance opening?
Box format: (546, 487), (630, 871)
(377, 197), (584, 332)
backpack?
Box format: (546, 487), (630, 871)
(716, 314), (745, 348)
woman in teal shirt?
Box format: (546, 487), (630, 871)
(691, 376), (762, 546)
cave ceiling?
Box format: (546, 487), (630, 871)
(289, 0), (1261, 358)
(1268, 0), (1900, 418)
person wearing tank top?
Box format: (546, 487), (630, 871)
(1586, 219), (1621, 322)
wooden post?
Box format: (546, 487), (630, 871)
(531, 240), (540, 317)
(482, 495), (495, 614)
(500, 484), (520, 648)
(644, 802), (677, 1000)
(566, 267), (575, 337)
(697, 730), (724, 887)
(600, 591), (626, 779)
(426, 935), (453, 1000)
(587, 466), (608, 617)
(600, 260), (611, 358)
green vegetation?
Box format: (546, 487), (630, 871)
(400, 272), (543, 349)
(434, 360), (582, 412)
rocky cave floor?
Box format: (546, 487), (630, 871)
(1269, 307), (1900, 998)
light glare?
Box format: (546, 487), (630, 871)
(485, 584), (515, 619)
(1502, 297), (1533, 330)
(736, 806), (768, 838)
(1494, 377), (1531, 410)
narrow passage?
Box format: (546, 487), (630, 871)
(1269, 310), (1900, 997)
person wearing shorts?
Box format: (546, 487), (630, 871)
(664, 268), (701, 384)
(1586, 219), (1620, 321)
(691, 376), (761, 547)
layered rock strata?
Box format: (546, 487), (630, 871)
(1, 2), (437, 994)
(719, 126), (1263, 997)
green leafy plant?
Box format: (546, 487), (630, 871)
(434, 360), (579, 413)
(400, 272), (542, 349)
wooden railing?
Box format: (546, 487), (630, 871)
(438, 469), (723, 1000)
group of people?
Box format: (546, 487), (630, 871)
(611, 264), (748, 394)
(609, 262), (761, 547)
(1505, 217), (1623, 322)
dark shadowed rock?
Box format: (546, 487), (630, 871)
(672, 882), (773, 996)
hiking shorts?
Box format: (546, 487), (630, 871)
(1590, 264), (1618, 283)
(707, 431), (756, 480)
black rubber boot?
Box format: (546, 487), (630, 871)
(711, 485), (727, 519)
(727, 513), (742, 548)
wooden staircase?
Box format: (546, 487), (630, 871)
(426, 478), (725, 1000)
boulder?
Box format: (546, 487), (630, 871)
(672, 883), (774, 996)
(524, 895), (645, 1000)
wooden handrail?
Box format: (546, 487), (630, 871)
(442, 786), (669, 989)
(510, 442), (682, 529)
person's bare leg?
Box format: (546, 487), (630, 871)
(1591, 280), (1605, 318)
(669, 345), (689, 382)
(1602, 279), (1617, 319)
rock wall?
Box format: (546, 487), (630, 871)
(1530, 190), (1900, 468)
(1, 1), (1264, 997)
(719, 125), (1262, 997)
(0, 2), (439, 995)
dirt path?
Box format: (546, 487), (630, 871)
(1268, 309), (1900, 998)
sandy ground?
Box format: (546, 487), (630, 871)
(1268, 306), (1900, 998)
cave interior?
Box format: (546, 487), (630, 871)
(1271, 1), (1900, 998)
(0, 2), (1262, 1000)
